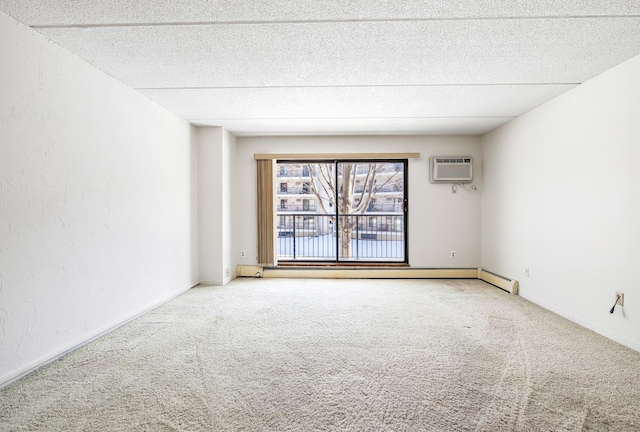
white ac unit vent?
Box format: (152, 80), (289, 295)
(430, 157), (473, 183)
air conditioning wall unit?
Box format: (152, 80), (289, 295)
(430, 156), (473, 183)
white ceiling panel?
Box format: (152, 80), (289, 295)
(1, 0), (639, 26)
(2, 1), (640, 136)
(192, 117), (514, 137)
(138, 85), (574, 120)
(37, 18), (640, 89)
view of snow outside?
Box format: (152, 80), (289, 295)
(278, 235), (405, 261)
(276, 160), (406, 262)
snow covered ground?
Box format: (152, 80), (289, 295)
(277, 234), (405, 261)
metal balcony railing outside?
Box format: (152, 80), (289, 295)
(277, 213), (405, 262)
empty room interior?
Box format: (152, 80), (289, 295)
(1, 2), (640, 430)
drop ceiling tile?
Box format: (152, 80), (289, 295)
(138, 84), (575, 120)
(36, 18), (640, 88)
(193, 117), (514, 136)
(1, 0), (640, 25)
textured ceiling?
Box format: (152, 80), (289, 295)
(2, 1), (640, 136)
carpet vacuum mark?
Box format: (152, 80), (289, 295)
(1, 278), (639, 431)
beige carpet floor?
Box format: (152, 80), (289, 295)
(1, 278), (639, 431)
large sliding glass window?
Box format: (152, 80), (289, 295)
(276, 160), (408, 263)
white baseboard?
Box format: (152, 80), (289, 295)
(198, 280), (225, 286)
(0, 284), (195, 389)
(521, 292), (640, 353)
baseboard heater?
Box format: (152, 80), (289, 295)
(236, 265), (518, 295)
(477, 268), (518, 295)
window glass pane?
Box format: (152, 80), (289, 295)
(276, 160), (406, 262)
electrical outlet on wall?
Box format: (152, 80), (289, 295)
(225, 268), (230, 277)
(616, 292), (624, 306)
(525, 267), (530, 277)
(241, 250), (246, 257)
(450, 250), (456, 259)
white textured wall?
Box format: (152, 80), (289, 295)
(481, 53), (640, 351)
(233, 135), (482, 268)
(223, 130), (236, 281)
(197, 127), (235, 285)
(0, 13), (198, 385)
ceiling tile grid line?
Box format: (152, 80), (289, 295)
(26, 14), (640, 29)
(3, 0), (640, 26)
(133, 83), (581, 90)
(187, 117), (519, 120)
